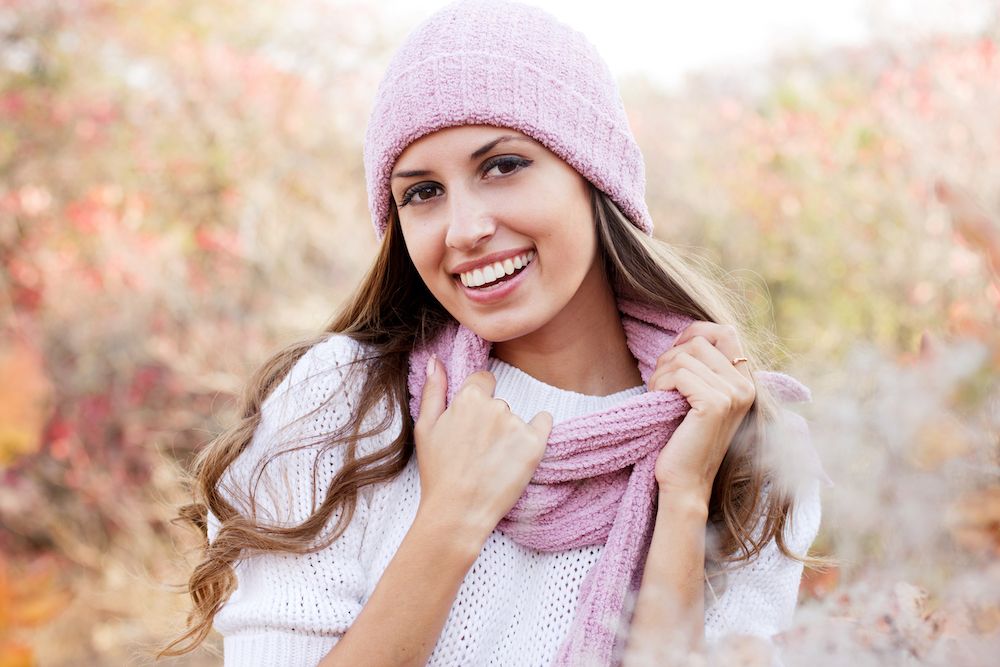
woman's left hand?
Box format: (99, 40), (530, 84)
(649, 322), (757, 500)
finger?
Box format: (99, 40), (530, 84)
(653, 367), (742, 423)
(650, 348), (730, 396)
(459, 369), (498, 399)
(653, 366), (723, 411)
(652, 341), (754, 405)
(677, 336), (752, 386)
(652, 347), (755, 409)
(674, 322), (741, 357)
(416, 354), (447, 431)
(672, 322), (751, 378)
(528, 410), (553, 440)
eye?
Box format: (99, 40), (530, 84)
(483, 155), (532, 178)
(398, 183), (443, 207)
(397, 156), (532, 208)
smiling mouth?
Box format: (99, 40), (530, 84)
(457, 250), (536, 288)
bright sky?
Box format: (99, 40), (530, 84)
(381, 0), (997, 89)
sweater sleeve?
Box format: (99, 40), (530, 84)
(703, 409), (825, 654)
(205, 334), (398, 667)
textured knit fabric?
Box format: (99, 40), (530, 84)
(407, 298), (813, 666)
(362, 0), (653, 239)
(208, 334), (823, 666)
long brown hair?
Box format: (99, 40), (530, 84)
(159, 188), (819, 657)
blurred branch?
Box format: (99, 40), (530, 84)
(935, 179), (1000, 278)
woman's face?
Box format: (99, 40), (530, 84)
(392, 125), (607, 344)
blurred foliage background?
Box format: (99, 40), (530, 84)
(0, 0), (997, 665)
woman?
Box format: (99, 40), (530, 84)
(162, 1), (824, 665)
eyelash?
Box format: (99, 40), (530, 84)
(398, 156), (533, 207)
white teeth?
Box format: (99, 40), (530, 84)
(459, 251), (535, 288)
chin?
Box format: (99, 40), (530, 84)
(456, 310), (546, 344)
(459, 321), (519, 343)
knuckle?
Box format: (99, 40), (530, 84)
(708, 393), (732, 414)
(459, 382), (486, 400)
(453, 386), (472, 405)
(692, 322), (711, 337)
(692, 337), (712, 353)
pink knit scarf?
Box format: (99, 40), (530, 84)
(407, 298), (809, 666)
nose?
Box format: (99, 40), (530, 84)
(444, 189), (496, 251)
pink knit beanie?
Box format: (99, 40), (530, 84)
(363, 0), (653, 240)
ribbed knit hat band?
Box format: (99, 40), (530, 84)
(363, 0), (653, 239)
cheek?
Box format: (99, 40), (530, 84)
(534, 178), (593, 244)
(400, 223), (434, 260)
(546, 211), (596, 263)
(400, 228), (443, 285)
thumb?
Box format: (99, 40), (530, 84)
(528, 410), (554, 441)
(416, 354), (447, 431)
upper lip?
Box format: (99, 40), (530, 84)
(450, 247), (534, 275)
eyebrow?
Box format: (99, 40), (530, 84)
(391, 135), (531, 180)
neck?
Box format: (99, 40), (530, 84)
(492, 269), (643, 397)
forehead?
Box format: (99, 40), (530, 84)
(394, 125), (537, 168)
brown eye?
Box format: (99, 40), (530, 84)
(414, 186), (439, 201)
(484, 156), (532, 178)
(399, 183), (443, 207)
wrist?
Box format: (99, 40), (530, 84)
(656, 490), (710, 525)
(656, 480), (712, 513)
(415, 499), (489, 562)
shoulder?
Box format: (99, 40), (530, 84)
(703, 476), (822, 642)
(219, 334), (399, 522)
(307, 331), (376, 370)
(730, 473), (823, 566)
(769, 404), (830, 545)
(783, 472), (823, 557)
(273, 333), (373, 402)
(260, 333), (379, 431)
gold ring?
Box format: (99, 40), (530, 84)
(731, 357), (749, 366)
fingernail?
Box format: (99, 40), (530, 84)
(426, 353), (436, 377)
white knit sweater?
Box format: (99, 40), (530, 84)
(207, 334), (822, 666)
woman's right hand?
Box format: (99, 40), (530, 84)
(413, 354), (553, 547)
